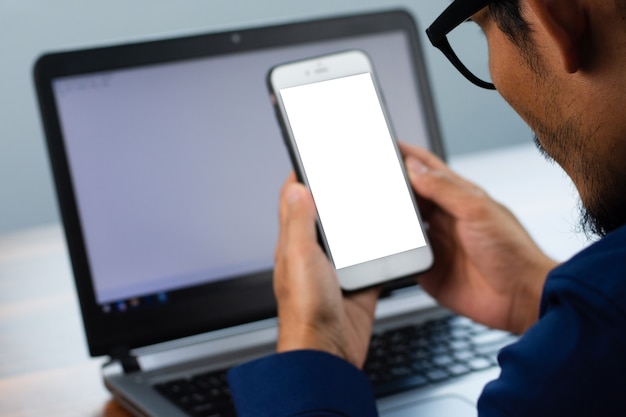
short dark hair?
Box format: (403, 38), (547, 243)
(488, 0), (546, 74)
(489, 0), (531, 47)
(491, 0), (626, 44)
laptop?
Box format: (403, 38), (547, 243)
(34, 10), (514, 417)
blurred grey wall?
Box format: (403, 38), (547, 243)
(0, 0), (531, 234)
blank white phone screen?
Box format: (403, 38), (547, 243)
(280, 73), (426, 270)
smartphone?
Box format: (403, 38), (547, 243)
(268, 50), (433, 291)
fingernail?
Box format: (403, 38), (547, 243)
(406, 157), (428, 177)
(285, 183), (303, 205)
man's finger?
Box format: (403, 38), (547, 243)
(405, 155), (488, 221)
(277, 180), (318, 257)
(399, 142), (449, 172)
(399, 142), (475, 186)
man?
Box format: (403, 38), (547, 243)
(228, 0), (626, 415)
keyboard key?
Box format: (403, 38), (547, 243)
(453, 350), (475, 362)
(469, 329), (512, 345)
(432, 354), (454, 367)
(449, 339), (471, 351)
(467, 357), (493, 371)
(411, 359), (434, 372)
(425, 368), (449, 382)
(390, 366), (413, 377)
(447, 363), (471, 377)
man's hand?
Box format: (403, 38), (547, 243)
(401, 143), (558, 334)
(273, 174), (380, 368)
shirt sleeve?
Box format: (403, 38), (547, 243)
(477, 275), (626, 417)
(227, 349), (379, 417)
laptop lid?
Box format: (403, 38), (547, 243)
(33, 9), (445, 360)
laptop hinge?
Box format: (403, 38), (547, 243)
(111, 347), (141, 374)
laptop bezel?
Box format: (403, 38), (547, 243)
(33, 9), (445, 358)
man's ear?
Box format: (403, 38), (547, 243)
(526, 0), (588, 73)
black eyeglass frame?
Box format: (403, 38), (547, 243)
(426, 0), (496, 90)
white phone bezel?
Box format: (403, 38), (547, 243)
(269, 50), (433, 291)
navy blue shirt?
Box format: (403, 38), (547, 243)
(228, 225), (626, 416)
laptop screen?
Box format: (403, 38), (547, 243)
(35, 10), (444, 357)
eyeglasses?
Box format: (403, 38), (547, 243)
(427, 0), (496, 90)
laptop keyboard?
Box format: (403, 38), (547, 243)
(364, 315), (516, 397)
(155, 370), (235, 417)
(154, 315), (516, 416)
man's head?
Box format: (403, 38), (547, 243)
(431, 0), (626, 237)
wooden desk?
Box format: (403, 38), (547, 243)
(0, 225), (131, 417)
